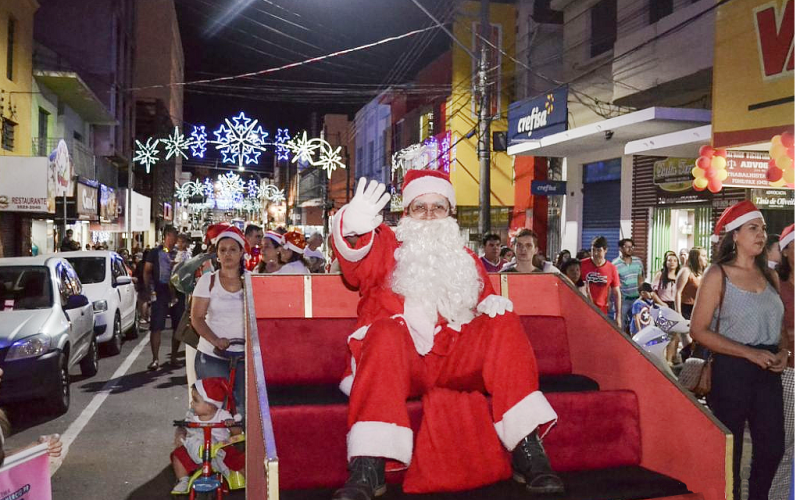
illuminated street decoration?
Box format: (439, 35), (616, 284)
(161, 126), (192, 160)
(212, 112), (269, 167)
(392, 131), (452, 174)
(190, 126), (208, 158)
(258, 183), (286, 203)
(133, 137), (161, 173)
(247, 179), (259, 199)
(174, 171), (285, 211)
(274, 128), (291, 161)
(285, 132), (345, 179)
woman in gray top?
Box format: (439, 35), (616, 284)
(690, 201), (788, 500)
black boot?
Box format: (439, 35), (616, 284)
(332, 456), (387, 500)
(512, 432), (565, 495)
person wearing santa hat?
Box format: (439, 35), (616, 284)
(690, 201), (787, 500)
(329, 172), (562, 499)
(275, 231), (310, 274)
(191, 226), (250, 419)
(770, 223), (794, 500)
(255, 231), (285, 273)
(170, 377), (244, 494)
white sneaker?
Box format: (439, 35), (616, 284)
(171, 476), (191, 495)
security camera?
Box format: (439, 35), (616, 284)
(605, 130), (614, 140)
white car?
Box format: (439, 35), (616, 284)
(63, 251), (138, 355)
(0, 256), (98, 414)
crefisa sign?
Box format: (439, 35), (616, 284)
(507, 86), (569, 144)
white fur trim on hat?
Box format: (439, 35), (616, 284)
(195, 380), (225, 409)
(215, 230), (246, 249)
(780, 230), (795, 251)
(402, 176), (456, 209)
(724, 210), (763, 233)
(284, 241), (304, 254)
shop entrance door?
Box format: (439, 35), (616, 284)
(649, 205), (712, 279)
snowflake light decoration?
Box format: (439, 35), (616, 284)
(218, 171), (245, 194)
(203, 178), (215, 197)
(175, 180), (206, 203)
(161, 126), (192, 160)
(286, 131), (316, 165)
(318, 144), (344, 179)
(285, 132), (345, 179)
(190, 126), (208, 158)
(211, 112), (269, 167)
(258, 184), (285, 203)
(274, 128), (291, 161)
(133, 137), (161, 173)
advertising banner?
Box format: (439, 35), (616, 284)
(722, 150), (786, 189)
(751, 188), (795, 209)
(129, 191), (151, 232)
(530, 180), (567, 196)
(0, 443), (51, 500)
(76, 182), (98, 220)
(507, 87), (569, 144)
(712, 0), (794, 147)
(99, 185), (119, 223)
(0, 157), (54, 213)
(48, 139), (74, 197)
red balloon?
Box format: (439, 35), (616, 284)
(781, 131), (794, 148)
(715, 149), (727, 158)
(767, 165), (785, 182)
(769, 158), (778, 168)
(787, 147), (794, 160)
(699, 145), (715, 158)
(697, 156), (711, 170)
(708, 178), (723, 193)
(705, 167), (718, 179)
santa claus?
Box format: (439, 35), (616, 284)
(330, 171), (563, 499)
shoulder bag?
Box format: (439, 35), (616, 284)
(174, 273), (216, 349)
(679, 266), (727, 397)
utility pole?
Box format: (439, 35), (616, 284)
(477, 0), (492, 235)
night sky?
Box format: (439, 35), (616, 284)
(174, 0), (452, 133)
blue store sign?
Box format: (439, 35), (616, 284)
(530, 180), (567, 196)
(508, 87), (569, 144)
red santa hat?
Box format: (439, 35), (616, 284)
(204, 223), (229, 244)
(213, 225), (251, 254)
(264, 230), (284, 246)
(710, 200), (763, 243)
(402, 169), (456, 210)
(283, 231), (306, 254)
(194, 377), (229, 409)
(779, 223), (794, 251)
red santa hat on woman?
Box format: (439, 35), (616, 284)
(213, 225), (251, 254)
(402, 169), (456, 210)
(710, 200), (763, 243)
(264, 230), (284, 246)
(194, 377), (229, 409)
(283, 231), (307, 254)
(779, 223), (795, 251)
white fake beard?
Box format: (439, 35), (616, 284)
(392, 216), (482, 326)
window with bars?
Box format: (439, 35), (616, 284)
(2, 119), (15, 151)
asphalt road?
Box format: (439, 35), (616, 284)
(2, 327), (211, 499)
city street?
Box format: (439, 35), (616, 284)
(2, 329), (207, 499)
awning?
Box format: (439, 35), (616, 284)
(507, 107), (711, 158)
(625, 125), (771, 156)
(34, 71), (116, 125)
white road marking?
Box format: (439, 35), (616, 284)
(49, 334), (151, 476)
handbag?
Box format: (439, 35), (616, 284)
(174, 274), (216, 349)
(678, 266), (727, 397)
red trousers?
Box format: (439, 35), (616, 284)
(171, 444), (245, 474)
(346, 311), (556, 465)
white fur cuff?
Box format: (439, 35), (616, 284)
(494, 391), (558, 451)
(332, 208), (374, 262)
(347, 421), (414, 465)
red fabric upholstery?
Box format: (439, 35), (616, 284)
(271, 390), (641, 490)
(260, 318), (355, 385)
(519, 316), (572, 375)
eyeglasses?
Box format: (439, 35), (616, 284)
(408, 202), (449, 219)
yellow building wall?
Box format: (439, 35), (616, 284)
(449, 1), (516, 207)
(0, 0), (37, 157)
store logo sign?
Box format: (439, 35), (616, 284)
(507, 87), (568, 144)
(754, 0), (794, 80)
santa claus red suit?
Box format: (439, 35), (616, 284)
(330, 171), (561, 497)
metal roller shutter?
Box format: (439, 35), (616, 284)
(581, 180), (621, 260)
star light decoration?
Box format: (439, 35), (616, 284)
(274, 128), (291, 161)
(175, 171), (285, 211)
(285, 132), (345, 179)
(190, 126), (208, 158)
(212, 112), (269, 167)
(133, 137), (161, 173)
(161, 126), (192, 160)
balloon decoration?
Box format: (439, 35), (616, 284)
(692, 146), (728, 193)
(765, 132), (794, 188)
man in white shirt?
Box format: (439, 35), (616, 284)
(303, 232), (326, 273)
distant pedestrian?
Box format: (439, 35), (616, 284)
(629, 282), (657, 336)
(675, 247), (708, 320)
(653, 250), (680, 311)
(678, 248), (689, 267)
(60, 229), (79, 252)
(766, 233), (781, 269)
(499, 246), (514, 265)
(244, 224), (263, 271)
(479, 233), (503, 272)
(576, 248), (591, 260)
(144, 225), (180, 370)
(613, 238), (644, 330)
(581, 236), (622, 328)
(501, 230), (537, 273)
(560, 258), (584, 289)
(256, 231), (284, 274)
(555, 249), (571, 269)
(276, 231), (310, 274)
(303, 232), (327, 273)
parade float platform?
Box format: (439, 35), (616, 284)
(245, 273), (732, 500)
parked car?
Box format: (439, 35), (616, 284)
(0, 256), (98, 414)
(63, 251), (138, 355)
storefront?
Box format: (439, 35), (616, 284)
(128, 189), (152, 249)
(0, 156), (57, 257)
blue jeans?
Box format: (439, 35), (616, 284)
(195, 351), (245, 419)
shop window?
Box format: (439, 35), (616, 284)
(6, 16), (14, 81)
(2, 118), (15, 151)
(649, 0), (673, 24)
(590, 0), (617, 58)
(37, 108), (49, 156)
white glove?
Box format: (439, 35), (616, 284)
(477, 295), (514, 318)
(341, 178), (391, 236)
